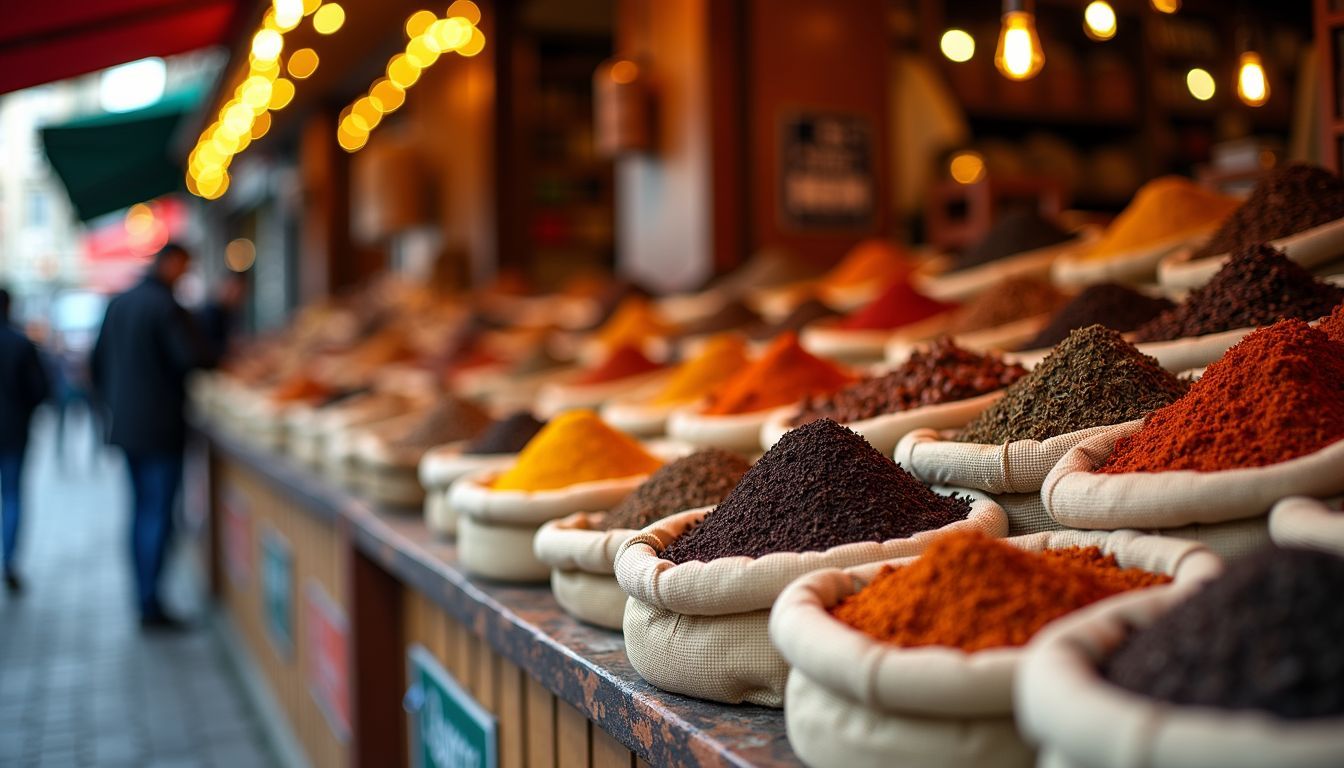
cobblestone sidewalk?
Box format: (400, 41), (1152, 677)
(0, 409), (279, 768)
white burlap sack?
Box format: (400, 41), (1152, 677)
(533, 511), (643, 629)
(1017, 588), (1344, 768)
(666, 404), (789, 455)
(1131, 326), (1255, 373)
(997, 493), (1068, 536)
(1051, 229), (1207, 288)
(1157, 216), (1344, 292)
(761, 392), (1004, 456)
(1269, 495), (1344, 556)
(418, 448), (515, 536)
(1043, 422), (1344, 530)
(600, 399), (675, 438)
(448, 467), (652, 583)
(615, 494), (1008, 706)
(802, 314), (952, 365)
(770, 531), (1219, 768)
(895, 424), (1124, 495)
(535, 369), (669, 418)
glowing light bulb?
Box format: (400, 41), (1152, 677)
(240, 76), (273, 111)
(387, 54), (422, 88)
(251, 29), (283, 61)
(430, 18), (472, 51)
(225, 239), (257, 272)
(995, 9), (1044, 81)
(405, 10), (437, 38)
(1083, 1), (1116, 42)
(1151, 0), (1179, 13)
(252, 111), (273, 139)
(459, 28), (486, 57)
(1186, 68), (1215, 101)
(269, 78), (296, 110)
(609, 60), (639, 85)
(313, 3), (345, 34)
(1237, 51), (1269, 107)
(949, 151), (988, 185)
(273, 0), (304, 30)
(446, 1), (481, 25)
(288, 48), (319, 79)
(370, 79), (406, 112)
(940, 29), (975, 63)
(407, 36), (441, 68)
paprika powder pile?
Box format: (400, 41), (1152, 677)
(1101, 319), (1344, 473)
(1319, 301), (1344, 344)
(821, 239), (911, 291)
(595, 296), (671, 350)
(837, 280), (956, 331)
(790, 337), (1027, 426)
(831, 531), (1171, 651)
(491, 410), (662, 492)
(649, 335), (750, 406)
(700, 332), (854, 416)
(570, 345), (664, 386)
(1082, 177), (1239, 261)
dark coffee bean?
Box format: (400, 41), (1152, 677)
(602, 449), (750, 531)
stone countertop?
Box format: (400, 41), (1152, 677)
(205, 427), (800, 768)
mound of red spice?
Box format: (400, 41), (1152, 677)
(1320, 302), (1344, 344)
(832, 531), (1170, 651)
(1101, 319), (1344, 473)
(838, 279), (955, 331)
(571, 344), (663, 386)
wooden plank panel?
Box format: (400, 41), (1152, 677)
(498, 659), (526, 768)
(525, 677), (557, 768)
(556, 701), (590, 768)
(592, 728), (632, 768)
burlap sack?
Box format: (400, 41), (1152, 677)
(997, 493), (1068, 536)
(770, 531), (1220, 768)
(614, 494), (1007, 706)
(1042, 421), (1344, 529)
(533, 511), (645, 629)
(1269, 495), (1344, 556)
(418, 448), (515, 537)
(1157, 216), (1344, 292)
(666, 404), (788, 455)
(600, 399), (675, 438)
(535, 369), (669, 418)
(448, 468), (652, 583)
(761, 392), (1004, 456)
(802, 314), (952, 365)
(1131, 325), (1255, 373)
(1017, 588), (1344, 768)
(895, 424), (1124, 495)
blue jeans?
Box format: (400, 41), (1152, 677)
(126, 454), (183, 617)
(0, 449), (23, 574)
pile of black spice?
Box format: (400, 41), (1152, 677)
(946, 276), (1068, 335)
(601, 449), (751, 531)
(956, 325), (1188, 444)
(660, 419), (972, 563)
(749, 298), (841, 341)
(1132, 244), (1344, 342)
(1024, 283), (1175, 350)
(791, 337), (1027, 426)
(1190, 164), (1344, 261)
(461, 412), (546, 455)
(390, 397), (492, 450)
(950, 209), (1076, 272)
(678, 300), (762, 338)
(1104, 546), (1344, 720)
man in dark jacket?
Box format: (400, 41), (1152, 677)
(0, 288), (50, 593)
(91, 243), (202, 628)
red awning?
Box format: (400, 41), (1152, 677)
(0, 0), (243, 96)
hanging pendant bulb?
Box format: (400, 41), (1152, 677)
(995, 0), (1045, 81)
(1150, 0), (1180, 13)
(1237, 50), (1269, 107)
(1083, 1), (1117, 42)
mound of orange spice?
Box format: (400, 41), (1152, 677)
(831, 531), (1171, 651)
(701, 332), (853, 415)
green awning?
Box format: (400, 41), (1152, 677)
(40, 87), (202, 221)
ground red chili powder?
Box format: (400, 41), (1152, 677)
(1320, 302), (1344, 344)
(1101, 319), (1344, 473)
(701, 333), (854, 415)
(831, 531), (1171, 651)
(838, 279), (956, 331)
(571, 344), (663, 385)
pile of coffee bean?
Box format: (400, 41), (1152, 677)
(601, 449), (751, 531)
(946, 276), (1068, 335)
(951, 209), (1076, 272)
(390, 397), (492, 450)
(749, 299), (840, 340)
(1104, 547), (1344, 719)
(1133, 244), (1344, 342)
(660, 419), (971, 563)
(1024, 283), (1174, 350)
(462, 412), (546, 455)
(1191, 164), (1344, 261)
(791, 337), (1027, 426)
(956, 325), (1188, 444)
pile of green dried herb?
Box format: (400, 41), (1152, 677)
(955, 325), (1188, 444)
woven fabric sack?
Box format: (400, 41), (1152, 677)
(533, 511), (646, 629)
(1042, 421), (1344, 529)
(997, 493), (1068, 536)
(419, 448), (515, 537)
(614, 495), (1007, 706)
(456, 515), (552, 583)
(1017, 588), (1344, 768)
(1269, 495), (1344, 556)
(761, 392), (1003, 456)
(896, 424), (1124, 495)
(666, 404), (789, 455)
(771, 531), (1219, 768)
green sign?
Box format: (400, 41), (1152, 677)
(261, 527), (294, 657)
(405, 645), (497, 768)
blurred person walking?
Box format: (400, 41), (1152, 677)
(0, 287), (50, 593)
(92, 243), (205, 630)
(196, 271), (248, 367)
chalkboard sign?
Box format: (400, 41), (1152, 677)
(778, 112), (875, 230)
